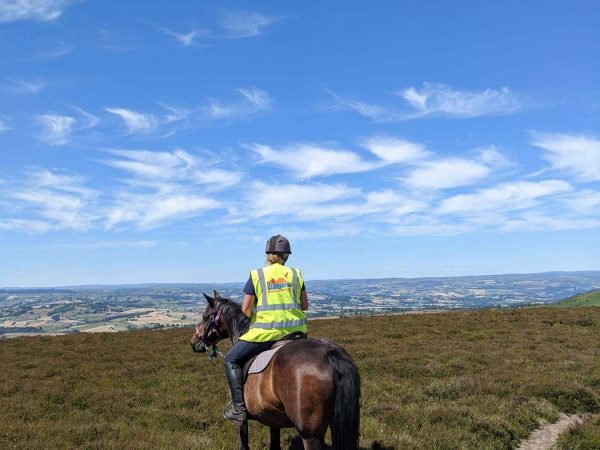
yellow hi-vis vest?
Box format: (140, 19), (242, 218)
(239, 263), (307, 342)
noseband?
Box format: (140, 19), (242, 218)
(196, 301), (226, 347)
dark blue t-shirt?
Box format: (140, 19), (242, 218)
(243, 276), (306, 296)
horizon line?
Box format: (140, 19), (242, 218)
(2, 269), (599, 290)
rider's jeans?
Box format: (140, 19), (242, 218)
(225, 340), (275, 366)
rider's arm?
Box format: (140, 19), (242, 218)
(241, 294), (255, 318)
(300, 290), (308, 311)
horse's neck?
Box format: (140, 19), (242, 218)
(224, 305), (250, 345)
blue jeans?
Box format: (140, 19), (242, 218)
(224, 339), (274, 366)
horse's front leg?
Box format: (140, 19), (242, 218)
(238, 420), (249, 450)
(269, 427), (281, 450)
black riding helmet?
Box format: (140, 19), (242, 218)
(265, 235), (291, 254)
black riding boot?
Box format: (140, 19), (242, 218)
(224, 361), (247, 423)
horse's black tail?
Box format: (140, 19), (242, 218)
(325, 341), (360, 450)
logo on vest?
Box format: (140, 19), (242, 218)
(267, 274), (292, 291)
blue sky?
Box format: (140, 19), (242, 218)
(1, 0), (599, 286)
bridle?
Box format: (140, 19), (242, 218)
(194, 301), (226, 361)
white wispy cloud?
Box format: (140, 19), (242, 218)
(562, 190), (600, 212)
(398, 83), (522, 118)
(2, 77), (45, 94)
(0, 218), (54, 234)
(6, 169), (98, 230)
(104, 88), (270, 137)
(361, 136), (431, 164)
(364, 190), (429, 216)
(475, 146), (513, 168)
(245, 181), (361, 220)
(103, 148), (242, 190)
(249, 143), (377, 179)
(0, 117), (9, 133)
(37, 114), (76, 145)
(103, 148), (239, 229)
(105, 107), (158, 134)
(219, 11), (277, 38)
(328, 83), (522, 122)
(37, 108), (98, 145)
(0, 0), (75, 22)
(531, 132), (600, 182)
(106, 193), (219, 229)
(30, 42), (74, 60)
(157, 27), (207, 46)
(500, 213), (600, 233)
(438, 180), (572, 215)
(206, 87), (272, 120)
(249, 136), (429, 180)
(392, 222), (475, 236)
(56, 240), (158, 249)
(155, 11), (277, 46)
(404, 158), (491, 190)
(279, 225), (362, 241)
(158, 103), (191, 124)
(236, 181), (428, 226)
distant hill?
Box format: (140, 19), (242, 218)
(555, 289), (600, 307)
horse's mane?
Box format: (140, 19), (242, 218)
(220, 298), (250, 344)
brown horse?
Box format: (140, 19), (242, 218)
(190, 291), (360, 450)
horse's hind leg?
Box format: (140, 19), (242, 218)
(269, 427), (281, 450)
(301, 436), (325, 450)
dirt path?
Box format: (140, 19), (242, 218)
(517, 413), (588, 450)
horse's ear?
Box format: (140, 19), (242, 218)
(213, 290), (222, 300)
(203, 292), (215, 307)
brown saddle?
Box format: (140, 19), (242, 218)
(242, 332), (307, 381)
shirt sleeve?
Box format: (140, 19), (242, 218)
(243, 277), (255, 296)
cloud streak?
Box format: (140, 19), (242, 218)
(5, 170), (98, 231)
(103, 88), (271, 137)
(105, 108), (158, 134)
(219, 11), (277, 38)
(2, 77), (45, 94)
(398, 83), (522, 118)
(0, 117), (9, 133)
(329, 83), (522, 122)
(531, 132), (600, 182)
(0, 0), (75, 22)
(404, 158), (491, 190)
(37, 107), (98, 145)
(156, 11), (277, 46)
(248, 136), (429, 180)
(206, 87), (272, 120)
(157, 27), (207, 46)
(102, 148), (240, 229)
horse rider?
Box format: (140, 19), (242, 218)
(223, 235), (309, 423)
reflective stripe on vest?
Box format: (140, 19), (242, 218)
(257, 268), (268, 305)
(251, 318), (307, 329)
(257, 303), (300, 312)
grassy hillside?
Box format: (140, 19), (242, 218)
(555, 289), (600, 308)
(1, 307), (600, 449)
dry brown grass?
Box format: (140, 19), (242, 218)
(1, 307), (599, 449)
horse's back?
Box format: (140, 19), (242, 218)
(244, 338), (337, 431)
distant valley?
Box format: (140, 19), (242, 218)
(1, 271), (599, 338)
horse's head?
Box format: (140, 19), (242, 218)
(190, 290), (230, 353)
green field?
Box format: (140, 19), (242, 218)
(1, 307), (600, 449)
(555, 289), (600, 308)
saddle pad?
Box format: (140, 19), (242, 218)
(247, 341), (289, 375)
